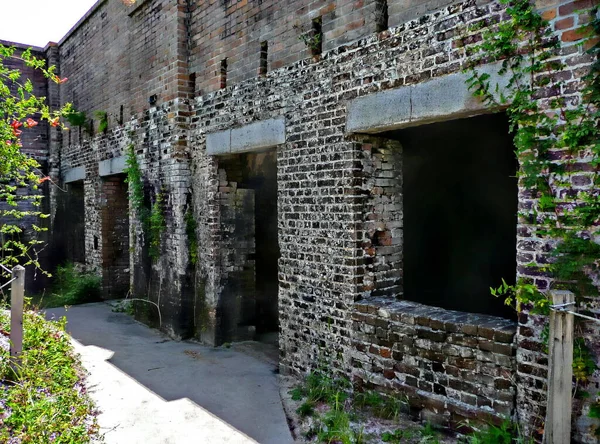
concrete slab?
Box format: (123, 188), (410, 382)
(207, 117), (286, 155)
(99, 156), (126, 177)
(206, 129), (232, 155)
(346, 62), (510, 133)
(230, 118), (286, 154)
(64, 166), (85, 183)
(45, 303), (293, 444)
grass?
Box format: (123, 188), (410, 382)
(0, 309), (99, 443)
(353, 390), (406, 420)
(291, 369), (533, 444)
(31, 263), (101, 308)
(462, 420), (534, 444)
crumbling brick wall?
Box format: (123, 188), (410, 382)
(3, 0), (598, 439)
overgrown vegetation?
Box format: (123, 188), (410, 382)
(463, 0), (600, 426)
(124, 144), (166, 262)
(291, 370), (538, 444)
(0, 44), (72, 273)
(33, 263), (101, 308)
(0, 310), (99, 442)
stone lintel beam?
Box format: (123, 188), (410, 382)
(206, 117), (286, 155)
(346, 62), (511, 134)
(63, 166), (86, 183)
(98, 156), (126, 177)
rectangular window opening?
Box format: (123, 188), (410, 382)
(189, 72), (196, 96)
(377, 113), (518, 319)
(259, 41), (268, 77)
(220, 59), (228, 89)
(374, 0), (389, 33)
(311, 17), (323, 56)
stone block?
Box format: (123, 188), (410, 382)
(98, 156), (126, 177)
(63, 166), (85, 183)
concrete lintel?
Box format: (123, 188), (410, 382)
(99, 156), (126, 177)
(63, 166), (85, 183)
(206, 117), (286, 156)
(346, 62), (510, 134)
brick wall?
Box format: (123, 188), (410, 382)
(187, 0), (599, 438)
(352, 299), (517, 428)
(188, 0), (469, 95)
(2, 0), (596, 439)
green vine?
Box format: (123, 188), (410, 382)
(124, 144), (165, 262)
(466, 0), (600, 396)
(185, 208), (198, 266)
(148, 192), (166, 261)
(124, 144), (145, 216)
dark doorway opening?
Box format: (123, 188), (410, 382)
(381, 113), (517, 319)
(101, 174), (130, 299)
(53, 180), (86, 265)
(218, 150), (279, 345)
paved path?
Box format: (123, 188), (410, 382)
(46, 303), (294, 444)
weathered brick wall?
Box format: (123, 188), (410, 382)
(100, 175), (130, 298)
(188, 0), (599, 438)
(58, 0), (187, 136)
(3, 0), (594, 439)
(188, 0), (467, 95)
(356, 136), (403, 299)
(514, 1), (600, 441)
(352, 299), (517, 427)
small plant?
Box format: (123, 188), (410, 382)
(112, 299), (135, 315)
(462, 420), (533, 444)
(94, 110), (108, 134)
(297, 400), (316, 417)
(297, 17), (323, 56)
(64, 110), (87, 128)
(148, 192), (166, 261)
(353, 390), (406, 420)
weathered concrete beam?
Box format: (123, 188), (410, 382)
(346, 62), (510, 133)
(99, 156), (126, 177)
(63, 166), (85, 183)
(206, 117), (286, 155)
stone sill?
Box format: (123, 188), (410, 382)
(354, 297), (517, 342)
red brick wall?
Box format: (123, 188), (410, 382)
(188, 0), (463, 94)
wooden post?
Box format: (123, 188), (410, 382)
(10, 265), (25, 371)
(545, 290), (575, 444)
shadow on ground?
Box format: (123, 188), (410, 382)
(45, 302), (294, 444)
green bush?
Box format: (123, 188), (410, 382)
(41, 263), (101, 307)
(0, 310), (99, 442)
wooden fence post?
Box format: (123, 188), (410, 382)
(10, 265), (25, 371)
(545, 290), (575, 444)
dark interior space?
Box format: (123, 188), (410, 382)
(218, 150), (279, 343)
(49, 180), (86, 268)
(382, 113), (517, 319)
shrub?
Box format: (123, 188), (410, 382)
(45, 263), (101, 307)
(0, 310), (99, 442)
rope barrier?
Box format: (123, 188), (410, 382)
(0, 277), (16, 291)
(0, 264), (12, 274)
(550, 303), (600, 324)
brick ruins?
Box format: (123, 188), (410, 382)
(3, 0), (600, 440)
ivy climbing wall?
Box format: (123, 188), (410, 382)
(4, 0), (599, 440)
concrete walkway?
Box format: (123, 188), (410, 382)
(45, 303), (294, 444)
